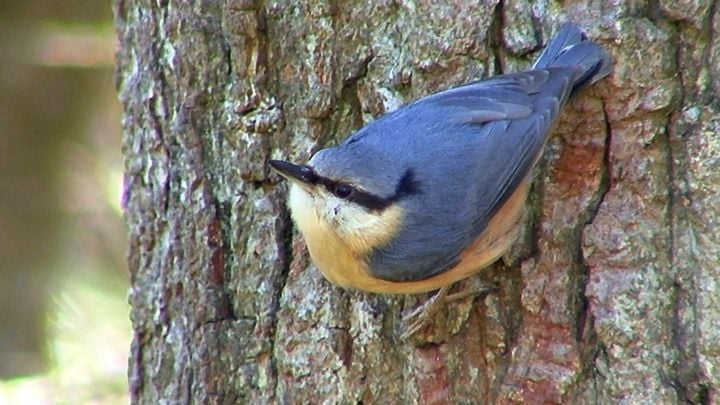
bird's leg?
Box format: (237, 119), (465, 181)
(401, 282), (498, 339)
(444, 286), (493, 302)
(401, 286), (451, 340)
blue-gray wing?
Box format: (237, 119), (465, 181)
(363, 68), (580, 282)
(363, 23), (612, 282)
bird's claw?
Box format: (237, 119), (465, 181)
(400, 283), (498, 340)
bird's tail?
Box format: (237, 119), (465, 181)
(533, 23), (613, 94)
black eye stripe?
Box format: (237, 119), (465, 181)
(316, 177), (391, 211)
(312, 168), (420, 212)
(394, 169), (420, 199)
(351, 192), (393, 211)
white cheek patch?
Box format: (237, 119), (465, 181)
(327, 198), (343, 220)
(288, 184), (312, 215)
(288, 184), (320, 235)
(336, 203), (377, 234)
(316, 194), (369, 231)
(290, 185), (404, 256)
(320, 195), (404, 254)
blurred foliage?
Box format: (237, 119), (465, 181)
(0, 1), (129, 403)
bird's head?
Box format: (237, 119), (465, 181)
(270, 144), (420, 254)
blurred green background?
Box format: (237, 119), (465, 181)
(0, 1), (129, 403)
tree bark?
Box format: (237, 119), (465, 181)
(115, 1), (719, 403)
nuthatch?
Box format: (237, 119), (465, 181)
(271, 23), (612, 295)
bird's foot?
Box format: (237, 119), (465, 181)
(401, 282), (497, 340)
(401, 286), (450, 340)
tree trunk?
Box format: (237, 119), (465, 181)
(115, 1), (719, 403)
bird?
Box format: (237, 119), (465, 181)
(270, 23), (612, 332)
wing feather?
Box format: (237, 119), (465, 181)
(363, 68), (578, 282)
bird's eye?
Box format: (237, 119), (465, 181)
(333, 184), (354, 199)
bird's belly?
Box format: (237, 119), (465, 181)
(294, 180), (529, 295)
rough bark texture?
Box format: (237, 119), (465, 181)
(116, 1), (719, 403)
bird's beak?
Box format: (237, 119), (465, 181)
(269, 160), (318, 188)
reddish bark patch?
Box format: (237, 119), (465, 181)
(207, 218), (225, 286)
(553, 143), (604, 198)
(416, 344), (451, 405)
